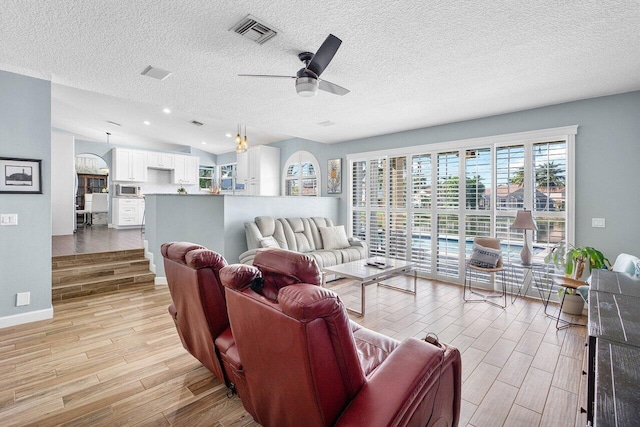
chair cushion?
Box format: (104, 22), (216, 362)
(319, 225), (350, 250)
(612, 253), (640, 276)
(470, 243), (501, 268)
(220, 264), (262, 290)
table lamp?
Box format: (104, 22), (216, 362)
(511, 209), (538, 265)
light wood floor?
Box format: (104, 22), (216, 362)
(0, 276), (587, 426)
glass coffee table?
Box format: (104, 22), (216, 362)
(322, 257), (417, 316)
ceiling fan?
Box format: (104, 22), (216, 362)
(238, 34), (350, 97)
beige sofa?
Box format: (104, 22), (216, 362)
(239, 216), (367, 268)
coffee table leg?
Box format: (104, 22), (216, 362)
(345, 281), (365, 316)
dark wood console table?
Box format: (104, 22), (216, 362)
(587, 269), (640, 426)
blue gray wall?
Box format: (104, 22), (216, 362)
(254, 91), (640, 262)
(145, 194), (339, 277)
(0, 70), (52, 321)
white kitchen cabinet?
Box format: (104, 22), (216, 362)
(172, 155), (199, 185)
(112, 148), (148, 182)
(112, 198), (145, 228)
(147, 151), (174, 169)
(236, 145), (280, 195)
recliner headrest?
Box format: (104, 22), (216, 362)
(220, 264), (262, 290)
(161, 242), (226, 270)
(252, 248), (322, 301)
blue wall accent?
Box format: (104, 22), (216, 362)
(0, 70), (52, 319)
(254, 91), (640, 262)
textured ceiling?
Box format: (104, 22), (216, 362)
(1, 0), (639, 154)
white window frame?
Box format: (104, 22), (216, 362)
(218, 163), (243, 194)
(347, 125), (577, 285)
(198, 165), (216, 192)
(281, 150), (321, 197)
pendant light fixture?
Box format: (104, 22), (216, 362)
(242, 125), (249, 152)
(235, 124), (249, 153)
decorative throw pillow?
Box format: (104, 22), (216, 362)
(319, 225), (350, 250)
(469, 243), (502, 268)
(259, 236), (279, 248)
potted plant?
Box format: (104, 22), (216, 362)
(545, 243), (611, 314)
(177, 185), (187, 195)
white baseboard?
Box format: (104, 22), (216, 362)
(143, 239), (156, 273)
(155, 277), (167, 285)
(0, 307), (54, 329)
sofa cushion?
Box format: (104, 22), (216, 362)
(255, 216), (277, 237)
(307, 250), (342, 270)
(339, 246), (367, 264)
(259, 236), (279, 248)
(320, 225), (350, 250)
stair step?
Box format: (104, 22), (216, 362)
(52, 259), (150, 285)
(52, 271), (156, 302)
(52, 248), (155, 303)
(52, 249), (146, 269)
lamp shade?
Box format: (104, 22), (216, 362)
(510, 209), (538, 231)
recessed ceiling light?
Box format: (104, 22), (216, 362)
(163, 108), (171, 114)
(201, 141), (207, 145)
(225, 133), (232, 138)
(144, 121), (150, 125)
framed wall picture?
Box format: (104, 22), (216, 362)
(327, 158), (342, 194)
(0, 157), (42, 194)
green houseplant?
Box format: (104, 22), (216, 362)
(545, 243), (610, 314)
(544, 243), (610, 280)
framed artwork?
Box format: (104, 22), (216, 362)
(327, 158), (342, 194)
(0, 157), (42, 194)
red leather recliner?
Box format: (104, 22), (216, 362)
(161, 242), (256, 416)
(220, 248), (462, 427)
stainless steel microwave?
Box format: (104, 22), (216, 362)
(115, 184), (140, 197)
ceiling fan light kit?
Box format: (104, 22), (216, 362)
(296, 77), (318, 97)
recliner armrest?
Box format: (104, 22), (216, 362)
(336, 338), (461, 427)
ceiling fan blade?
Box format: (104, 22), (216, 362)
(307, 34), (342, 77)
(238, 74), (296, 79)
(318, 79), (350, 96)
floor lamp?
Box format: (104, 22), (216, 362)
(511, 209), (538, 265)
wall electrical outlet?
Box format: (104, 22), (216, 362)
(16, 292), (30, 306)
(592, 218), (606, 228)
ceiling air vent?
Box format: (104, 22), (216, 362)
(190, 120), (204, 127)
(230, 14), (278, 45)
(318, 120), (335, 127)
(140, 65), (172, 81)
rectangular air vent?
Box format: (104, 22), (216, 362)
(141, 65), (172, 81)
(230, 14), (278, 45)
(318, 120), (336, 127)
(190, 120), (204, 126)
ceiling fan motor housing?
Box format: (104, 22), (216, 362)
(296, 77), (318, 97)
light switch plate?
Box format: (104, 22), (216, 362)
(1, 214), (18, 225)
(592, 218), (606, 228)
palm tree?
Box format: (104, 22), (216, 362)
(535, 162), (565, 188)
(509, 162), (565, 188)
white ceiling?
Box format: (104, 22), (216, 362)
(1, 1), (639, 155)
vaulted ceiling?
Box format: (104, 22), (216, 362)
(2, 1), (639, 154)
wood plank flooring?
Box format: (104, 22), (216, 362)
(0, 276), (587, 426)
(52, 227), (144, 257)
